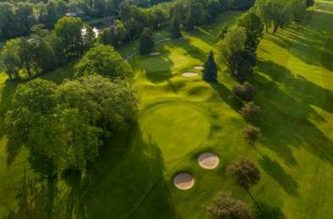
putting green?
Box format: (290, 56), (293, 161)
(140, 102), (210, 169)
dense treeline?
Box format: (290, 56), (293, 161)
(0, 0), (170, 41)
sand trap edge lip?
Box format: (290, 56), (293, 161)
(182, 72), (199, 77)
(173, 172), (195, 190)
(198, 152), (220, 170)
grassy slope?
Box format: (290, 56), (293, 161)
(0, 1), (332, 218)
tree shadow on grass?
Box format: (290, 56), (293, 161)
(259, 156), (299, 196)
(269, 9), (333, 72)
(210, 82), (243, 112)
(255, 201), (285, 219)
(173, 37), (208, 62)
(0, 81), (18, 139)
(83, 126), (176, 218)
(3, 126), (176, 219)
(254, 60), (333, 165)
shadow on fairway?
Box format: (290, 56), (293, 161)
(259, 156), (299, 196)
(3, 126), (176, 219)
(210, 82), (243, 112)
(255, 201), (285, 219)
(133, 47), (174, 83)
(269, 9), (333, 72)
(254, 60), (333, 165)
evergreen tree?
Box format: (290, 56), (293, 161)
(170, 19), (182, 39)
(139, 27), (154, 55)
(203, 51), (218, 82)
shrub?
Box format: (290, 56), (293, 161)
(233, 81), (255, 102)
(227, 157), (261, 190)
(243, 125), (261, 145)
(207, 192), (252, 219)
(240, 102), (261, 121)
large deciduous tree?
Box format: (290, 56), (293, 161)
(255, 0), (294, 34)
(54, 16), (94, 58)
(75, 44), (132, 79)
(5, 75), (138, 176)
(218, 26), (255, 81)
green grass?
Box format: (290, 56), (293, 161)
(1, 2), (333, 218)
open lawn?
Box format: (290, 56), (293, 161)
(0, 1), (332, 218)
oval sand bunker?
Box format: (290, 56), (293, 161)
(182, 72), (199, 77)
(198, 152), (220, 169)
(174, 172), (195, 190)
(194, 66), (204, 70)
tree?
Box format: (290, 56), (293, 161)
(139, 27), (154, 54)
(207, 192), (252, 219)
(243, 125), (261, 145)
(75, 44), (132, 79)
(207, 0), (221, 23)
(226, 0), (255, 10)
(238, 12), (264, 51)
(1, 38), (22, 80)
(58, 75), (138, 130)
(255, 0), (294, 34)
(306, 0), (315, 7)
(233, 82), (255, 102)
(0, 2), (17, 40)
(218, 26), (255, 81)
(227, 158), (261, 190)
(240, 102), (261, 121)
(203, 51), (218, 82)
(5, 75), (138, 176)
(184, 1), (206, 31)
(54, 16), (94, 58)
(99, 20), (127, 47)
(170, 18), (182, 39)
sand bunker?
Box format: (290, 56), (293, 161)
(194, 66), (204, 70)
(149, 52), (161, 56)
(182, 72), (199, 77)
(198, 152), (220, 170)
(174, 172), (195, 190)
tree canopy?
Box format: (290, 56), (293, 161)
(75, 44), (132, 79)
(5, 75), (138, 176)
(208, 192), (253, 219)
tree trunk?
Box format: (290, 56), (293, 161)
(265, 24), (269, 33)
(272, 23), (279, 34)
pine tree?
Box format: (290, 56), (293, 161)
(170, 19), (182, 39)
(203, 51), (218, 82)
(139, 28), (154, 55)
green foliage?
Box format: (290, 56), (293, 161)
(227, 157), (261, 189)
(203, 51), (218, 82)
(1, 30), (60, 80)
(233, 82), (255, 102)
(169, 18), (182, 39)
(254, 0), (306, 33)
(139, 27), (154, 54)
(98, 20), (127, 47)
(243, 125), (261, 145)
(5, 75), (138, 176)
(207, 192), (252, 219)
(240, 102), (261, 122)
(75, 44), (132, 79)
(54, 16), (94, 58)
(238, 12), (264, 51)
(218, 26), (255, 81)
